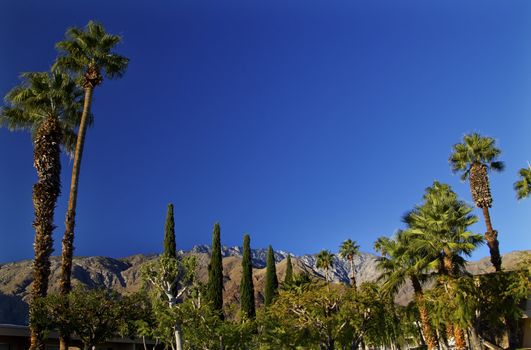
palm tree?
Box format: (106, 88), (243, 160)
(52, 20), (129, 296)
(338, 239), (360, 289)
(407, 181), (482, 275)
(449, 133), (504, 271)
(407, 181), (483, 350)
(53, 21), (128, 350)
(375, 231), (438, 350)
(1, 72), (83, 350)
(514, 164), (531, 200)
(316, 250), (334, 290)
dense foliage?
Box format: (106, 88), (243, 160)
(207, 222), (224, 319)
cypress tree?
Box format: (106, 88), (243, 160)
(240, 234), (255, 319)
(264, 245), (279, 306)
(163, 204), (176, 258)
(284, 254), (293, 285)
(207, 222), (224, 319)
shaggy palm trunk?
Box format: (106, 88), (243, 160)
(325, 268), (330, 292)
(469, 163), (502, 271)
(442, 253), (466, 350)
(348, 257), (357, 290)
(453, 327), (466, 350)
(59, 84), (94, 350)
(410, 276), (438, 350)
(29, 117), (62, 350)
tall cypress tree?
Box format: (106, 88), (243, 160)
(163, 204), (176, 258)
(264, 245), (279, 306)
(240, 234), (255, 319)
(284, 254), (293, 285)
(207, 222), (224, 319)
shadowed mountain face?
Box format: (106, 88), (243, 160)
(0, 248), (528, 325)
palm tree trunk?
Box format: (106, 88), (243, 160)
(29, 117), (62, 350)
(349, 258), (357, 290)
(481, 207), (502, 272)
(453, 327), (466, 350)
(59, 86), (94, 350)
(410, 276), (438, 350)
(326, 269), (330, 292)
(441, 255), (467, 350)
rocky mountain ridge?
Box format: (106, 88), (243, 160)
(0, 247), (528, 325)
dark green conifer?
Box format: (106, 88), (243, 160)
(207, 222), (224, 319)
(264, 245), (279, 306)
(284, 255), (293, 285)
(163, 204), (176, 258)
(240, 234), (255, 319)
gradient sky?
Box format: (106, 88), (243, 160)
(1, 0), (530, 263)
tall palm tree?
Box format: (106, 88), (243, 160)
(514, 164), (531, 200)
(53, 21), (128, 350)
(449, 133), (504, 271)
(407, 181), (483, 350)
(1, 72), (83, 350)
(338, 239), (360, 289)
(53, 21), (128, 293)
(316, 250), (334, 290)
(375, 231), (438, 350)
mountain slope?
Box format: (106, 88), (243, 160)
(0, 248), (528, 324)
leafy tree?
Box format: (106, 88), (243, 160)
(449, 133), (504, 271)
(207, 222), (224, 319)
(316, 250), (334, 289)
(264, 245), (279, 306)
(262, 283), (407, 350)
(142, 254), (197, 350)
(163, 204), (176, 258)
(1, 71), (83, 350)
(514, 164), (531, 200)
(284, 272), (313, 294)
(338, 239), (360, 289)
(240, 234), (256, 320)
(284, 254), (294, 286)
(53, 21), (129, 315)
(32, 287), (134, 350)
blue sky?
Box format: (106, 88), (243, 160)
(1, 0), (530, 263)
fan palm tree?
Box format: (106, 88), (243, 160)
(1, 72), (83, 350)
(338, 239), (360, 289)
(407, 181), (483, 350)
(449, 133), (504, 271)
(514, 164), (531, 200)
(316, 250), (334, 290)
(52, 20), (128, 296)
(53, 21), (128, 350)
(407, 182), (482, 275)
(375, 231), (438, 350)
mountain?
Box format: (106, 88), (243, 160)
(0, 247), (528, 325)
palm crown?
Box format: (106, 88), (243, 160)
(374, 230), (430, 296)
(406, 181), (482, 274)
(449, 133), (504, 181)
(1, 72), (84, 153)
(338, 239), (360, 261)
(53, 21), (129, 87)
(316, 250), (334, 274)
(514, 165), (531, 200)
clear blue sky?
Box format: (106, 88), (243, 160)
(1, 0), (530, 263)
